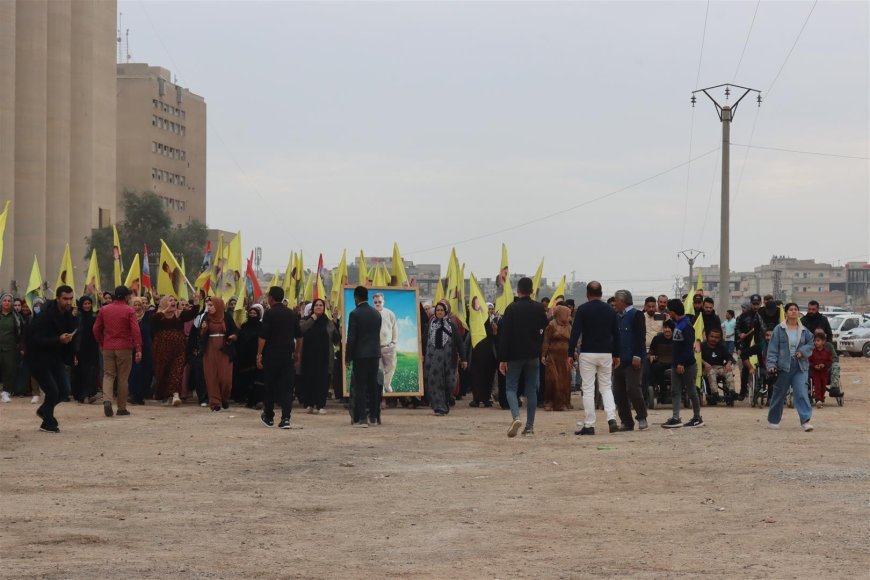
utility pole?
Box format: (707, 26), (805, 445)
(692, 83), (761, 316)
(677, 249), (705, 295)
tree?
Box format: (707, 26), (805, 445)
(86, 190), (208, 292)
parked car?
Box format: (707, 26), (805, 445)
(838, 320), (870, 358)
(830, 314), (870, 352)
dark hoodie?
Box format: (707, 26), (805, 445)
(27, 299), (76, 366)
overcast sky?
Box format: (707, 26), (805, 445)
(118, 0), (869, 295)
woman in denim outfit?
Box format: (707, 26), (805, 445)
(766, 303), (815, 431)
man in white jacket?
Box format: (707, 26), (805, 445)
(373, 293), (398, 393)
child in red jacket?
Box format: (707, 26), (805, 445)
(808, 334), (832, 408)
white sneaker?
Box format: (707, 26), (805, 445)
(306, 406), (314, 414)
(0, 391), (11, 403)
(200, 402), (208, 408)
(317, 408), (327, 415)
(767, 422), (780, 430)
(171, 393), (181, 407)
(802, 422), (814, 432)
(30, 396), (39, 404)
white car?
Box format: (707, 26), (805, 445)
(838, 320), (870, 358)
(831, 314), (870, 353)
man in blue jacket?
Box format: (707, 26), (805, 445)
(662, 299), (704, 429)
(612, 290), (648, 431)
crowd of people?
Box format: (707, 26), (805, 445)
(0, 277), (839, 437)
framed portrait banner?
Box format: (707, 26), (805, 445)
(341, 286), (424, 398)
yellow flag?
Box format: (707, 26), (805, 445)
(372, 262), (389, 287)
(233, 273), (247, 327)
(683, 285), (696, 318)
(532, 258), (545, 299)
(222, 232), (242, 301)
(303, 270), (314, 302)
(696, 271), (704, 293)
(25, 255), (44, 309)
(494, 243), (510, 314)
(337, 249), (348, 287)
(0, 200), (11, 268)
(468, 274), (488, 348)
(693, 309), (705, 387)
(179, 257), (189, 301)
(455, 262), (468, 330)
(282, 252), (295, 294)
(84, 249), (102, 302)
(778, 303), (786, 325)
(210, 233), (224, 294)
(55, 243), (76, 295)
(157, 239), (186, 298)
(446, 249), (462, 315)
(391, 242), (408, 287)
(433, 278), (445, 306)
(550, 275), (566, 307)
(112, 224), (123, 287)
(125, 254), (142, 296)
(358, 250), (369, 286)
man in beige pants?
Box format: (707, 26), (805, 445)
(93, 286), (142, 417)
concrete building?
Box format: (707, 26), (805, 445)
(684, 256), (849, 309)
(845, 262), (870, 308)
(347, 257), (441, 300)
(0, 0), (117, 291)
(117, 63), (206, 227)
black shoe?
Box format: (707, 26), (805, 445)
(39, 423), (60, 433)
(260, 414), (274, 427)
(221, 400), (229, 409)
(661, 417), (683, 429)
(608, 419), (619, 433)
(278, 417), (291, 429)
(130, 399), (145, 406)
(737, 391), (747, 401)
(684, 417), (705, 428)
(116, 409), (131, 416)
(575, 426), (595, 436)
(469, 401), (480, 408)
(369, 418), (381, 426)
(211, 406), (221, 412)
(618, 423), (635, 432)
(483, 401), (493, 408)
(103, 401), (114, 417)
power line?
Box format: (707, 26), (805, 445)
(406, 146), (720, 256)
(731, 143), (870, 160)
(679, 0), (712, 253)
(767, 0), (819, 97)
(732, 0), (761, 82)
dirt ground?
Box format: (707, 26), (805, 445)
(1, 359), (868, 579)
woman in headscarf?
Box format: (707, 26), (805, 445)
(0, 292), (23, 403)
(72, 296), (101, 403)
(200, 296), (238, 412)
(152, 295), (197, 406)
(233, 303), (264, 408)
(542, 304), (572, 412)
(128, 297), (155, 404)
(424, 302), (467, 416)
(299, 298), (340, 414)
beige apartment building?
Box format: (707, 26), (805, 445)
(117, 63), (206, 227)
(0, 0), (117, 291)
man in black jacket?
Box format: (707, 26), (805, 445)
(28, 286), (76, 433)
(569, 281), (620, 435)
(345, 286), (382, 427)
(497, 277), (548, 437)
(801, 300), (833, 342)
(257, 286), (302, 430)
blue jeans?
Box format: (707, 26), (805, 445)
(767, 356), (812, 426)
(506, 358), (539, 427)
(725, 341), (735, 359)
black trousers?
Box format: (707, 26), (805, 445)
(612, 364), (648, 426)
(72, 359), (100, 402)
(470, 341), (495, 403)
(351, 357), (380, 424)
(263, 354), (294, 420)
(33, 360), (66, 429)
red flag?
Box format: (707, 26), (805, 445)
(246, 250), (263, 304)
(142, 243), (152, 290)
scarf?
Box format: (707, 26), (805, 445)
(207, 297), (227, 333)
(131, 297), (146, 321)
(428, 315), (453, 350)
(157, 296), (178, 318)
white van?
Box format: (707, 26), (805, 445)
(830, 314), (870, 351)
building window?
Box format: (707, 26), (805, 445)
(98, 208), (111, 228)
(158, 77), (166, 96)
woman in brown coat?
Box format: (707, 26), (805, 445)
(152, 296), (197, 405)
(200, 296), (238, 412)
(542, 305), (572, 411)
